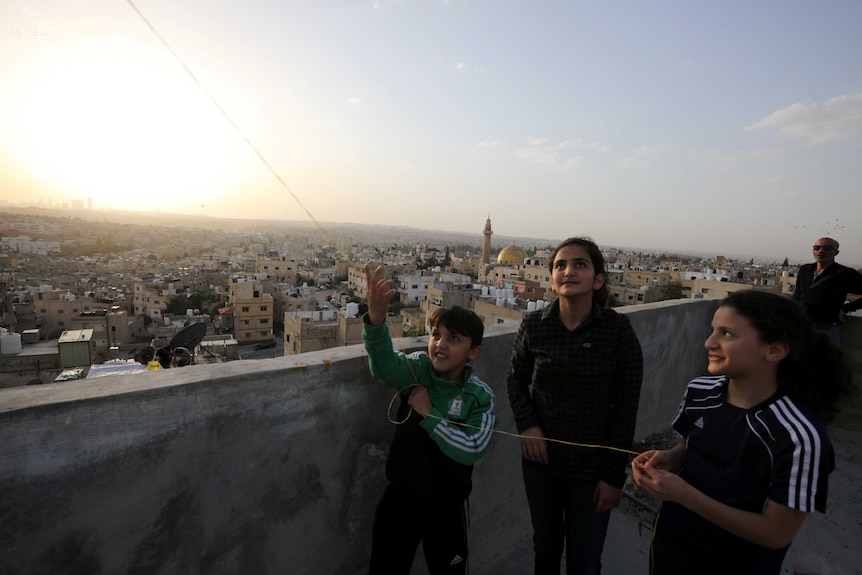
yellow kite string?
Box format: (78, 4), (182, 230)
(129, 0), (633, 461)
(387, 382), (641, 457)
(125, 0), (346, 257)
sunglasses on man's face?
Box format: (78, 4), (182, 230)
(812, 245), (836, 252)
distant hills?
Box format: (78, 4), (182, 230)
(0, 205), (800, 264)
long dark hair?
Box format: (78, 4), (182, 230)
(720, 290), (850, 422)
(548, 237), (609, 307)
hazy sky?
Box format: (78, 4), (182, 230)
(1, 1), (861, 265)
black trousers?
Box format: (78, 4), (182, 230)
(368, 483), (470, 575)
(522, 460), (611, 575)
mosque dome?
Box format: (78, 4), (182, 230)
(496, 245), (528, 264)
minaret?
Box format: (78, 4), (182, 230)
(482, 215), (493, 264)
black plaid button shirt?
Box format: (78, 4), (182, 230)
(507, 300), (644, 488)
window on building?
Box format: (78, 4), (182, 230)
(260, 305), (268, 311)
(242, 306), (250, 312)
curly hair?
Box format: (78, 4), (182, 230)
(720, 290), (850, 422)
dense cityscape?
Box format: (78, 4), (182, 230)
(0, 206), (817, 389)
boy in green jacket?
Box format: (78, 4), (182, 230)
(362, 264), (496, 575)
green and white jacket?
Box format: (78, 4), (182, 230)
(362, 315), (496, 499)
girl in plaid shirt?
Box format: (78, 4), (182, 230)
(507, 237), (644, 575)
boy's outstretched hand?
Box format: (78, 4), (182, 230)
(365, 264), (396, 326)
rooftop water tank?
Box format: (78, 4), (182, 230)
(346, 302), (359, 318)
(0, 328), (22, 355)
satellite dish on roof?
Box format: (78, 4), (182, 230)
(169, 322), (207, 351)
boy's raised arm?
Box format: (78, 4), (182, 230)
(364, 264), (396, 326)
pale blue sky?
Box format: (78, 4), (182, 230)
(1, 0), (861, 264)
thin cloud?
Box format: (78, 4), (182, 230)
(455, 62), (466, 71)
(633, 144), (672, 156)
(557, 139), (609, 153)
(525, 137), (550, 146)
(347, 96), (361, 104)
(516, 137), (606, 169)
(744, 93), (862, 143)
(515, 146), (557, 168)
(620, 144), (673, 168)
(477, 140), (505, 148)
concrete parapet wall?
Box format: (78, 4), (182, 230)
(0, 298), (781, 575)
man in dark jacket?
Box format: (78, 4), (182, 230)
(794, 237), (862, 343)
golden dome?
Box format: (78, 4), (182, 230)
(496, 245), (527, 264)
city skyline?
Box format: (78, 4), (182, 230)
(1, 1), (861, 264)
(4, 205), (859, 268)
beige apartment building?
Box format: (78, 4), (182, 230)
(67, 308), (133, 351)
(347, 264), (406, 300)
(229, 278), (273, 345)
(491, 278), (547, 302)
(609, 285), (665, 306)
(400, 307), (428, 335)
(482, 261), (552, 294)
(680, 279), (771, 300)
(283, 307), (399, 355)
(255, 255), (298, 284)
(473, 297), (531, 327)
(423, 281), (481, 318)
(779, 270), (798, 296)
(132, 279), (173, 323)
(621, 269), (678, 288)
(33, 290), (96, 335)
(347, 265), (371, 300)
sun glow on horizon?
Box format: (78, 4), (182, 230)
(4, 33), (257, 211)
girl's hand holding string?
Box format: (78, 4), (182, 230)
(632, 457), (692, 504)
(632, 442), (692, 505)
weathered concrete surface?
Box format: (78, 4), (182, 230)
(3, 300), (856, 574)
